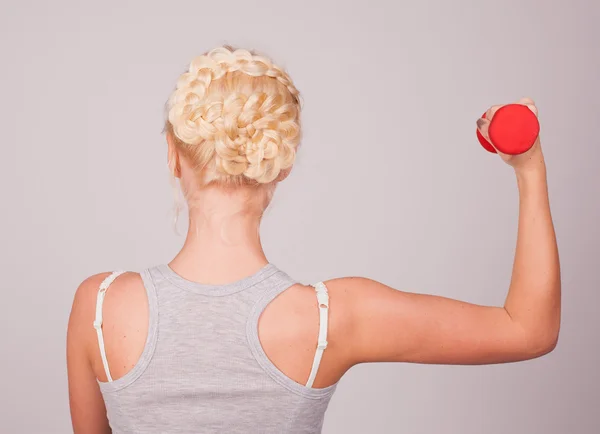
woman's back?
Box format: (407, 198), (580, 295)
(79, 263), (351, 433)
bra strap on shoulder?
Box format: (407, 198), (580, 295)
(305, 281), (330, 388)
(93, 270), (127, 382)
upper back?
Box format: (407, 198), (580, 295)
(87, 263), (349, 433)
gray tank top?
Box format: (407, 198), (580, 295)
(97, 263), (339, 433)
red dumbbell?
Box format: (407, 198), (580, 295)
(476, 103), (540, 155)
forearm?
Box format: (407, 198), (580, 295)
(504, 158), (561, 353)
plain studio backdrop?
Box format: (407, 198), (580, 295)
(1, 1), (598, 433)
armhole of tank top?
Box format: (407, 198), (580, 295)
(245, 279), (339, 400)
(97, 267), (160, 394)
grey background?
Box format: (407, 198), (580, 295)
(1, 0), (598, 432)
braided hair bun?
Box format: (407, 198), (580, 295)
(166, 46), (302, 185)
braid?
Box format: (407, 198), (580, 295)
(166, 46), (301, 184)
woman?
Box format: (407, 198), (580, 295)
(66, 45), (561, 433)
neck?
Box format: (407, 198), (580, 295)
(168, 184), (271, 284)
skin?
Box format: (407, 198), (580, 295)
(67, 97), (560, 433)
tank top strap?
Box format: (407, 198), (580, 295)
(305, 281), (330, 388)
(93, 270), (127, 382)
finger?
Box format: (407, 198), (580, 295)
(518, 97), (535, 105)
(477, 117), (508, 156)
(517, 97), (538, 116)
(476, 117), (492, 143)
(485, 104), (503, 121)
(525, 103), (538, 116)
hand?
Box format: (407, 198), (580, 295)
(476, 97), (545, 174)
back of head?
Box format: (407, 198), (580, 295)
(165, 45), (302, 189)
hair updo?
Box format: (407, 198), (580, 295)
(165, 45), (302, 186)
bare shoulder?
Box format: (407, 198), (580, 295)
(268, 280), (359, 350)
(323, 276), (388, 297)
(69, 271), (144, 327)
(66, 271), (146, 431)
(68, 271), (148, 381)
(68, 272), (114, 346)
(257, 281), (357, 387)
(321, 276), (393, 324)
(95, 271), (147, 320)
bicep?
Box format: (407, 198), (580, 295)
(330, 277), (536, 366)
(67, 276), (112, 434)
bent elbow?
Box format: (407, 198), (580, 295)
(536, 335), (559, 357)
(526, 328), (560, 359)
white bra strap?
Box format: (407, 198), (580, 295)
(93, 270), (126, 382)
(305, 281), (330, 388)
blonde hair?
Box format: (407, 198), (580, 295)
(165, 45), (302, 187)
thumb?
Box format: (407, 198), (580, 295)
(476, 117), (492, 144)
(476, 116), (511, 158)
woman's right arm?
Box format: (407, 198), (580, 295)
(330, 99), (561, 366)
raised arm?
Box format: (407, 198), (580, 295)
(330, 98), (560, 366)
